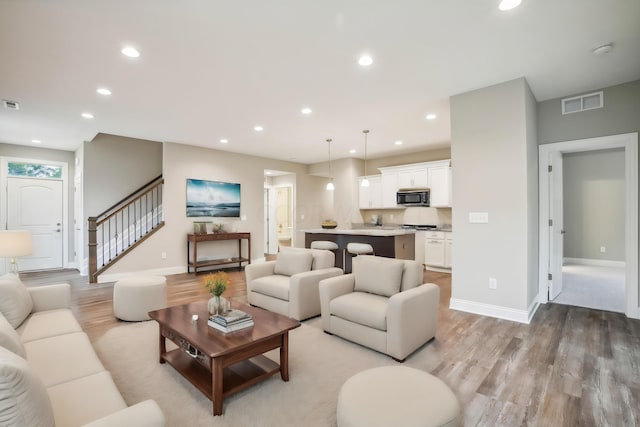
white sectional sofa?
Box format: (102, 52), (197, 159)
(0, 273), (165, 427)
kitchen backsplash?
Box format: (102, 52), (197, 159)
(361, 207), (451, 227)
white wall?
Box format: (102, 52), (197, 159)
(450, 77), (538, 322)
(99, 142), (325, 280)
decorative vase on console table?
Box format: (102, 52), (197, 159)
(204, 271), (229, 315)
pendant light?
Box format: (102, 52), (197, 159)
(361, 130), (370, 187)
(326, 138), (335, 191)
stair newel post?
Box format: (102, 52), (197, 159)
(88, 216), (98, 283)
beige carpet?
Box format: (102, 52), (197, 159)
(92, 318), (443, 427)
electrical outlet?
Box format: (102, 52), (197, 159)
(489, 278), (497, 289)
(161, 251), (167, 259)
(600, 246), (606, 253)
(241, 215), (247, 221)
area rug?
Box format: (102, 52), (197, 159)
(92, 318), (442, 427)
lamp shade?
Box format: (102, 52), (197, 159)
(0, 230), (33, 257)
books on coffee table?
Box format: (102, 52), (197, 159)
(208, 309), (254, 333)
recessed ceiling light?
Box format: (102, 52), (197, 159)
(592, 43), (613, 55)
(498, 0), (522, 11)
(121, 46), (140, 58)
(265, 171), (272, 175)
(301, 107), (312, 115)
(426, 113), (437, 120)
(96, 88), (112, 96)
(81, 112), (94, 119)
(394, 140), (403, 145)
(358, 54), (373, 67)
(254, 125), (264, 131)
(31, 139), (41, 144)
(349, 149), (357, 154)
(219, 139), (229, 144)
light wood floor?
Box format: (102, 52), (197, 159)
(20, 268), (640, 426)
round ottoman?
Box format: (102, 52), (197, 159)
(337, 366), (462, 427)
(113, 275), (167, 321)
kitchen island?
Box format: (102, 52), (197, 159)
(304, 228), (415, 272)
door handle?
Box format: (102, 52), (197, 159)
(560, 230), (566, 234)
(56, 229), (61, 232)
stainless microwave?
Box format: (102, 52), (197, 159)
(397, 190), (430, 206)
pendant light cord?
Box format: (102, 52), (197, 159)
(327, 138), (332, 177)
(363, 129), (369, 177)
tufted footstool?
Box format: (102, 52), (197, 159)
(113, 275), (167, 321)
(337, 366), (462, 427)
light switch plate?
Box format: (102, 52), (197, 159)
(469, 212), (489, 223)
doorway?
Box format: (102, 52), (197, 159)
(263, 170), (295, 256)
(538, 133), (638, 318)
(1, 157), (69, 273)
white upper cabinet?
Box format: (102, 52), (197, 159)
(381, 173), (399, 208)
(377, 160), (452, 208)
(397, 166), (428, 189)
(358, 175), (382, 209)
(428, 163), (452, 207)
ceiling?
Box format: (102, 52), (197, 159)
(1, 1), (639, 164)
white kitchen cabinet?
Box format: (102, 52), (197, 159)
(424, 230), (452, 270)
(444, 233), (452, 268)
(381, 173), (399, 208)
(358, 175), (382, 209)
(425, 238), (445, 267)
(398, 167), (428, 189)
(428, 164), (452, 207)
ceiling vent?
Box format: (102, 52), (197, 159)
(3, 99), (20, 110)
(562, 91), (603, 115)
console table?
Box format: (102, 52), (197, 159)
(187, 232), (251, 274)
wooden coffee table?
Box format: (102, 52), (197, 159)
(148, 301), (300, 415)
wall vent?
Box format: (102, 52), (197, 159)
(561, 91), (603, 115)
(2, 99), (20, 110)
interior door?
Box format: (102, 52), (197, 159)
(548, 152), (564, 300)
(264, 187), (279, 254)
(7, 177), (63, 271)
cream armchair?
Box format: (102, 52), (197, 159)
(319, 255), (439, 362)
(245, 247), (343, 320)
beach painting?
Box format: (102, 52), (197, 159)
(186, 178), (241, 217)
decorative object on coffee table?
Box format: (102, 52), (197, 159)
(208, 308), (254, 333)
(204, 271), (229, 315)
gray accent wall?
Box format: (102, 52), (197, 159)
(563, 148), (625, 261)
(537, 80), (640, 145)
(450, 77), (538, 314)
(83, 133), (163, 217)
(538, 79), (638, 263)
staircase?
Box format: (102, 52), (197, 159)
(88, 175), (164, 283)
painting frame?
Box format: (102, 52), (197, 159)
(186, 178), (241, 218)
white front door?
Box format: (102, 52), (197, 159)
(548, 152), (564, 300)
(7, 177), (63, 271)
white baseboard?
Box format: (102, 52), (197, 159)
(98, 266), (187, 283)
(449, 298), (535, 324)
(96, 258), (258, 283)
(425, 265), (452, 273)
(564, 257), (625, 268)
